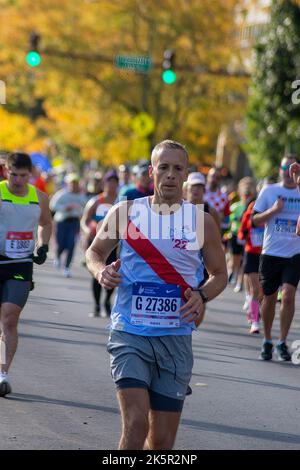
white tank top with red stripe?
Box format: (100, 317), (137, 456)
(110, 196), (204, 336)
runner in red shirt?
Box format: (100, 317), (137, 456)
(238, 199), (264, 334)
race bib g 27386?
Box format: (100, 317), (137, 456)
(5, 231), (34, 258)
(131, 282), (181, 328)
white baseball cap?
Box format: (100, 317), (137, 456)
(187, 172), (206, 186)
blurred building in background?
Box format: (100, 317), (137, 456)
(238, 0), (270, 72)
(215, 0), (270, 181)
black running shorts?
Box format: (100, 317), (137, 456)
(259, 254), (300, 296)
(229, 234), (244, 256)
(0, 262), (33, 308)
(0, 262), (33, 282)
(243, 252), (260, 274)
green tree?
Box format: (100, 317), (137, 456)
(0, 0), (247, 165)
(245, 0), (300, 178)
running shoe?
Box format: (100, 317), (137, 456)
(63, 268), (71, 278)
(0, 375), (12, 397)
(259, 342), (273, 361)
(89, 305), (100, 318)
(250, 322), (260, 334)
(243, 297), (250, 312)
(53, 258), (61, 269)
(275, 342), (291, 362)
(233, 283), (242, 293)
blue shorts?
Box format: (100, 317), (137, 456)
(107, 330), (193, 412)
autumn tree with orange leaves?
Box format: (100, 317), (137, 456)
(0, 0), (248, 166)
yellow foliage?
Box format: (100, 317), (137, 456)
(0, 107), (44, 151)
(0, 0), (247, 165)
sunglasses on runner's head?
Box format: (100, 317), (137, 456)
(280, 164), (291, 171)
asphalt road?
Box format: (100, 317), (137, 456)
(1, 254), (300, 450)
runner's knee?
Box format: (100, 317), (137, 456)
(1, 315), (18, 332)
(262, 294), (277, 307)
(281, 286), (296, 306)
(123, 408), (149, 437)
(147, 425), (176, 450)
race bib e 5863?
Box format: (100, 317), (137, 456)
(5, 231), (34, 258)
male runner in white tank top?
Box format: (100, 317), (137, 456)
(0, 153), (52, 397)
(86, 140), (227, 450)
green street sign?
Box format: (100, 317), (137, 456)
(115, 55), (152, 73)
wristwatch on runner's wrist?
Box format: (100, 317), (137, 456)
(192, 288), (209, 303)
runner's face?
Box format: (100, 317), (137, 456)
(150, 148), (188, 202)
(138, 172), (151, 190)
(7, 165), (31, 191)
(104, 177), (118, 194)
(120, 170), (130, 184)
(69, 180), (80, 192)
(187, 184), (205, 203)
(280, 158), (296, 186)
(207, 169), (220, 190)
(240, 182), (254, 199)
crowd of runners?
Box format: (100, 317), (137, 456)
(0, 142), (300, 450)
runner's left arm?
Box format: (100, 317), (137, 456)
(289, 163), (300, 236)
(210, 206), (221, 231)
(37, 190), (53, 246)
(199, 212), (228, 301)
(80, 196), (98, 237)
(180, 211), (227, 324)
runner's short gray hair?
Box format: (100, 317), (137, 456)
(151, 140), (189, 165)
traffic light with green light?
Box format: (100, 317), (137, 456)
(26, 32), (41, 67)
(162, 49), (176, 84)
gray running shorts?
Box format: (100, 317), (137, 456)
(0, 280), (31, 308)
(107, 330), (194, 406)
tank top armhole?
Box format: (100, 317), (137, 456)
(28, 184), (39, 203)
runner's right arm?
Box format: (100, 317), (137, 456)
(252, 186), (284, 226)
(86, 201), (129, 288)
(252, 200), (284, 226)
(289, 162), (300, 189)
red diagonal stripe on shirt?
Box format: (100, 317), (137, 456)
(125, 220), (190, 293)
